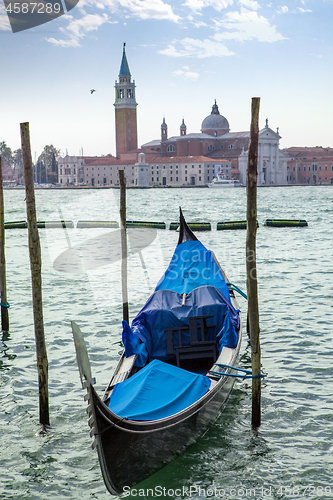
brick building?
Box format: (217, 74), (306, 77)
(79, 153), (226, 187)
(141, 104), (288, 185)
(285, 147), (333, 184)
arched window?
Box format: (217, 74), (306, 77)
(167, 145), (176, 152)
(208, 144), (215, 151)
(228, 144), (235, 149)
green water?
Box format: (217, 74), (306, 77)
(1, 186), (332, 499)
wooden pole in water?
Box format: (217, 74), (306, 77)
(20, 122), (50, 427)
(246, 97), (261, 429)
(119, 169), (129, 324)
(0, 158), (9, 332)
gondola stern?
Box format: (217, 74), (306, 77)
(71, 321), (122, 496)
(71, 321), (95, 388)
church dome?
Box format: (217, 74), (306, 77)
(201, 100), (229, 135)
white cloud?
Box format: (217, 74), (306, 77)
(46, 13), (109, 47)
(173, 66), (200, 80)
(45, 37), (81, 48)
(190, 19), (209, 28)
(238, 0), (260, 10)
(298, 7), (312, 13)
(213, 9), (287, 42)
(182, 0), (233, 12)
(160, 37), (235, 57)
(81, 0), (180, 22)
(124, 0), (180, 21)
(62, 13), (109, 37)
(0, 4), (11, 31)
(46, 0), (180, 47)
(277, 5), (288, 14)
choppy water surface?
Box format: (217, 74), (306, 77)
(1, 186), (332, 500)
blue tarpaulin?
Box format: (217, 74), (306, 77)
(155, 240), (231, 301)
(109, 359), (211, 420)
(130, 285), (239, 360)
(122, 320), (148, 367)
(121, 239), (239, 363)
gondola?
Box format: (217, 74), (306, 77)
(72, 208), (242, 495)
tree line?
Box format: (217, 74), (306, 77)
(0, 141), (61, 184)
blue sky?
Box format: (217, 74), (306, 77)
(0, 0), (332, 158)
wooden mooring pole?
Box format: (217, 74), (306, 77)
(119, 170), (129, 324)
(0, 158), (9, 332)
(246, 97), (261, 428)
(20, 122), (50, 427)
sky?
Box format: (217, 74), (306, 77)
(0, 0), (332, 158)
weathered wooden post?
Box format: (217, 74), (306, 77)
(20, 122), (50, 427)
(0, 158), (9, 331)
(246, 97), (261, 428)
(119, 170), (129, 324)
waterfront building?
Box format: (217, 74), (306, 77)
(285, 147), (333, 184)
(142, 106), (288, 186)
(79, 153), (226, 187)
(58, 155), (84, 185)
(148, 155), (228, 186)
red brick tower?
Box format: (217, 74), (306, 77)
(114, 43), (138, 157)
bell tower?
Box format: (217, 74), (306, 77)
(114, 43), (138, 157)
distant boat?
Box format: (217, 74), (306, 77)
(208, 174), (242, 188)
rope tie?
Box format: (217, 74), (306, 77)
(211, 362), (264, 379)
(226, 282), (248, 300)
(0, 301), (10, 308)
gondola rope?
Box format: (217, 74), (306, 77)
(226, 282), (248, 300)
(211, 363), (264, 379)
(0, 301), (10, 308)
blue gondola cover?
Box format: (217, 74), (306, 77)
(155, 240), (231, 300)
(130, 285), (239, 360)
(122, 239), (239, 363)
(109, 359), (211, 421)
(122, 320), (148, 367)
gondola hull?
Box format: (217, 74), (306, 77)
(77, 330), (241, 495)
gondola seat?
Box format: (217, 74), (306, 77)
(165, 314), (217, 368)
